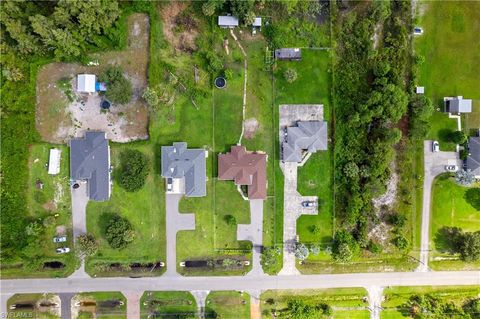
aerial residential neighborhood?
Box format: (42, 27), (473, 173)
(1, 1), (479, 319)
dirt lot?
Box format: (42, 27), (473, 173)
(36, 14), (150, 143)
(161, 1), (198, 53)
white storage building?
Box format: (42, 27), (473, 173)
(48, 148), (62, 175)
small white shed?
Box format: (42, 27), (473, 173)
(77, 74), (96, 93)
(48, 148), (61, 175)
(253, 17), (262, 27)
(416, 86), (425, 94)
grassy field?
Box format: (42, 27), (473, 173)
(74, 292), (126, 319)
(7, 293), (60, 319)
(205, 291), (250, 319)
(86, 144), (166, 277)
(381, 285), (480, 318)
(430, 174), (480, 270)
(1, 144), (77, 278)
(415, 0), (480, 149)
(140, 291), (196, 319)
(261, 288), (369, 319)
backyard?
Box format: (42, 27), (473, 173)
(35, 13), (150, 144)
(430, 174), (480, 270)
(261, 288), (369, 319)
(381, 285), (480, 319)
(415, 0), (480, 148)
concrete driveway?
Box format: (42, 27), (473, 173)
(71, 181), (88, 244)
(165, 194), (195, 276)
(237, 199), (264, 276)
(418, 140), (461, 271)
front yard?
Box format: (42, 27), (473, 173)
(205, 291), (250, 319)
(73, 292), (126, 319)
(430, 174), (480, 270)
(140, 291), (196, 319)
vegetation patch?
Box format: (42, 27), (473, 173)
(205, 291), (249, 319)
(140, 291), (196, 319)
(116, 149), (150, 192)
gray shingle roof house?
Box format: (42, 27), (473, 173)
(467, 136), (480, 178)
(218, 15), (239, 28)
(70, 131), (111, 201)
(282, 121), (328, 162)
(275, 48), (301, 61)
(445, 96), (472, 113)
(161, 142), (207, 197)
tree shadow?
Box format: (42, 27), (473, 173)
(438, 128), (454, 144)
(434, 226), (462, 254)
(98, 212), (117, 239)
(464, 188), (480, 211)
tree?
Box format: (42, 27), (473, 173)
(116, 149), (149, 192)
(309, 225), (321, 235)
(392, 235), (409, 250)
(463, 298), (480, 319)
(229, 0), (255, 22)
(76, 234), (98, 258)
(224, 214), (236, 226)
(104, 214), (135, 249)
(456, 169), (475, 186)
(332, 230), (358, 262)
(343, 162), (360, 179)
(450, 130), (467, 145)
(459, 231), (480, 262)
(202, 1), (217, 16)
(244, 11), (256, 26)
(284, 68), (298, 83)
(464, 188), (480, 211)
(294, 242), (309, 260)
(99, 65), (133, 104)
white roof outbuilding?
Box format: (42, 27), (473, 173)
(77, 74), (96, 93)
(253, 17), (262, 27)
(48, 148), (61, 175)
(416, 86), (425, 94)
(218, 15), (239, 28)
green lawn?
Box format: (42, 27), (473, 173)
(7, 293), (59, 319)
(140, 291), (196, 319)
(86, 144), (166, 277)
(416, 0), (480, 149)
(205, 291), (250, 319)
(381, 285), (480, 318)
(75, 292), (126, 319)
(430, 174), (480, 270)
(261, 288), (368, 319)
(1, 144), (77, 278)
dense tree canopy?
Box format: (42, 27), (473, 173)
(116, 149), (149, 192)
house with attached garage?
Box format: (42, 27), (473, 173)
(218, 145), (267, 200)
(467, 136), (480, 178)
(161, 142), (207, 197)
(69, 131), (111, 201)
(282, 121), (328, 163)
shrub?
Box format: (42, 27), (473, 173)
(104, 213), (134, 249)
(283, 68), (298, 83)
(99, 65), (132, 104)
(294, 242), (309, 260)
(224, 214), (236, 226)
(456, 169), (475, 186)
(464, 188), (480, 211)
(367, 240), (383, 254)
(309, 243), (320, 256)
(261, 246), (281, 267)
(116, 149), (149, 192)
(450, 130), (467, 144)
(392, 235), (409, 250)
(76, 234), (98, 258)
(142, 86), (160, 110)
(309, 225), (321, 235)
(332, 230), (358, 262)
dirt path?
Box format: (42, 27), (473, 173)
(229, 30), (248, 145)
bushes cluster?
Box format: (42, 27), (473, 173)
(403, 294), (480, 319)
(116, 149), (149, 192)
(436, 227), (480, 262)
(99, 65), (133, 104)
(103, 213), (135, 249)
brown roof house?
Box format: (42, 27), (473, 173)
(218, 146), (267, 200)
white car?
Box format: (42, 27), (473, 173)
(445, 165), (458, 172)
(53, 236), (67, 243)
(56, 247), (70, 254)
(432, 141), (440, 152)
(166, 178), (173, 192)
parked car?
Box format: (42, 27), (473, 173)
(56, 247), (70, 254)
(53, 236), (67, 243)
(445, 165), (458, 172)
(301, 201), (315, 208)
(166, 178), (173, 192)
(432, 141), (440, 152)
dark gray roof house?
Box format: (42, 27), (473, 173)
(275, 48), (301, 61)
(282, 121), (328, 162)
(70, 131), (111, 201)
(467, 136), (480, 178)
(161, 142), (207, 197)
(445, 96), (472, 113)
(218, 15), (239, 28)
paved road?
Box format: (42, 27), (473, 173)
(2, 271), (478, 296)
(165, 194), (195, 276)
(59, 293), (74, 319)
(418, 141), (460, 271)
(237, 199), (264, 276)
